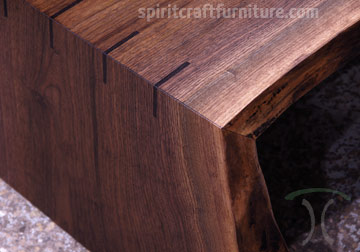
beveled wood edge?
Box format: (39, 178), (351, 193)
(21, 1), (360, 140)
(224, 20), (360, 139)
(20, 0), (223, 129)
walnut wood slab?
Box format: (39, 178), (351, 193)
(0, 0), (359, 251)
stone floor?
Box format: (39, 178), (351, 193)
(0, 61), (359, 251)
(0, 179), (88, 252)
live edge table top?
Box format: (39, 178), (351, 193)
(23, 0), (360, 137)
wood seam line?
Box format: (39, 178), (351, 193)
(102, 31), (140, 84)
(153, 62), (190, 117)
(3, 0), (7, 17)
(49, 19), (54, 48)
(51, 0), (84, 19)
(48, 0), (84, 49)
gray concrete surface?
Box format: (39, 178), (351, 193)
(0, 179), (88, 251)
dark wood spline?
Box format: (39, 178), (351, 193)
(104, 31), (140, 55)
(48, 0), (83, 49)
(153, 62), (190, 117)
(3, 0), (7, 17)
(50, 0), (83, 19)
(49, 19), (54, 49)
(102, 31), (140, 83)
(154, 62), (191, 89)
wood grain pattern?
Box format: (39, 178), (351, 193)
(1, 1), (287, 251)
(226, 20), (360, 137)
(1, 0), (359, 251)
(25, 0), (360, 135)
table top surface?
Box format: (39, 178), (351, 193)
(26, 0), (360, 129)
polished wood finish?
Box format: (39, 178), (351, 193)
(24, 0), (360, 136)
(227, 20), (360, 137)
(1, 0), (360, 251)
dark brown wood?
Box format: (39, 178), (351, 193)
(226, 20), (360, 137)
(1, 0), (360, 251)
(25, 0), (360, 136)
(30, 0), (360, 130)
